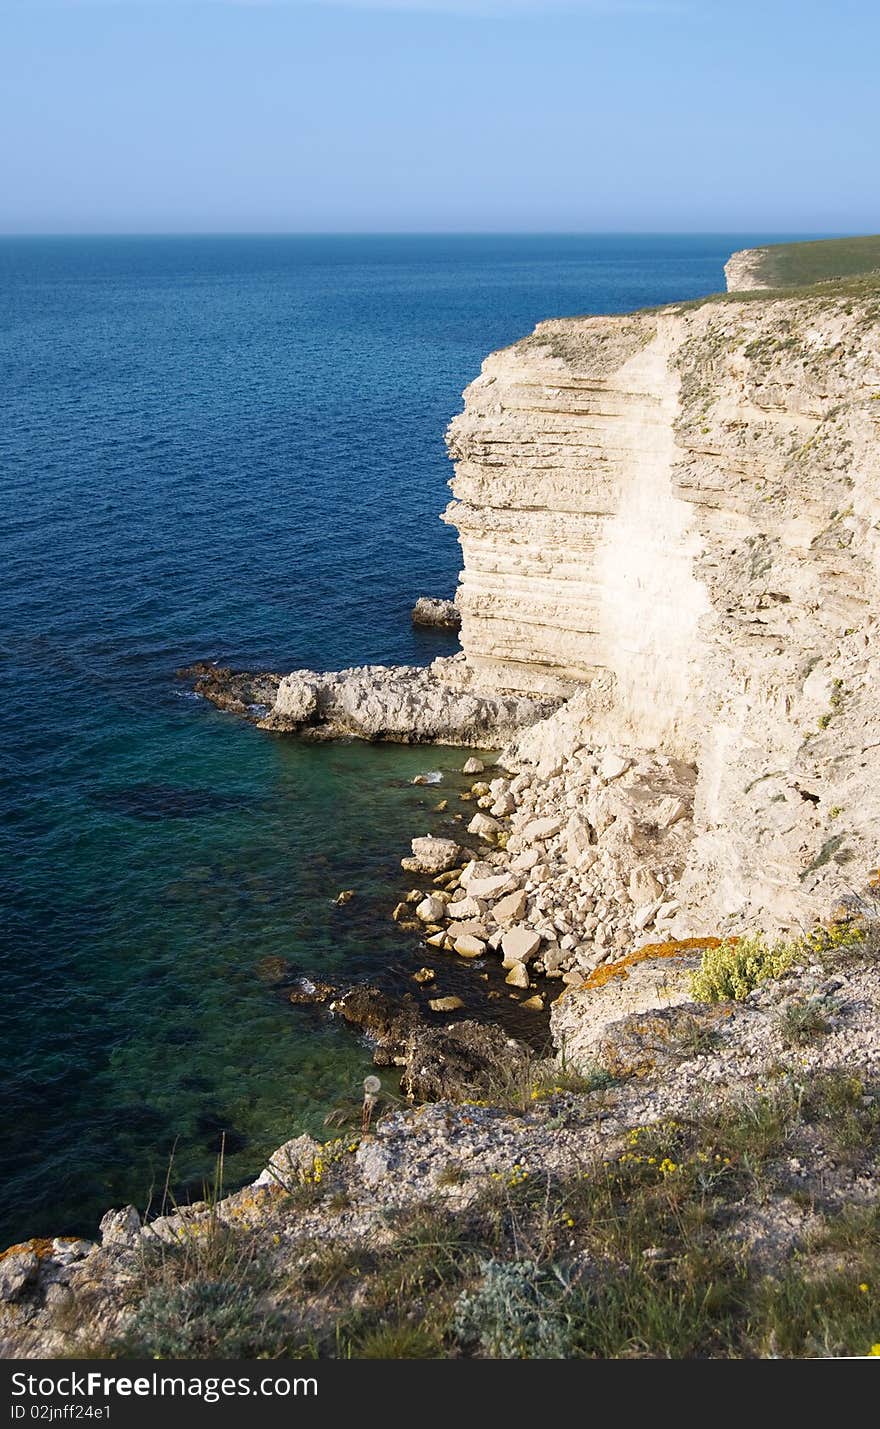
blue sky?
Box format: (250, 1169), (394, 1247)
(0, 0), (876, 233)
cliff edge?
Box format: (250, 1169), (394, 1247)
(443, 246), (880, 935)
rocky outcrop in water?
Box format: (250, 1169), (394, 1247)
(411, 596), (461, 629)
(192, 655), (557, 746)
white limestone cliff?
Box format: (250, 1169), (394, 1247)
(442, 270), (880, 934)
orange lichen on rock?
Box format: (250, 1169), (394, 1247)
(582, 936), (734, 992)
(0, 1237), (55, 1263)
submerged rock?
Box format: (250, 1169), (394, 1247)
(177, 663), (281, 717)
(400, 1019), (527, 1101)
(322, 981), (531, 1104)
(287, 979), (335, 1006)
(91, 784), (258, 821)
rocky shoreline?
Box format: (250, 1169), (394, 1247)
(5, 239), (880, 1357)
(3, 915), (879, 1357)
(391, 740), (699, 1014)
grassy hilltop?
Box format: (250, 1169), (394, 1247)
(742, 234), (880, 290)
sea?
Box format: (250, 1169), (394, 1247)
(0, 233), (779, 1246)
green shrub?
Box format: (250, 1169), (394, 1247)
(119, 1279), (289, 1359)
(453, 1259), (571, 1359)
(690, 935), (797, 1003)
(776, 995), (836, 1046)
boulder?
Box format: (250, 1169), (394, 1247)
(447, 919), (488, 941)
(501, 926), (542, 965)
(416, 895), (446, 923)
(505, 962), (531, 988)
(272, 674), (320, 726)
(446, 895), (482, 920)
(599, 752), (631, 781)
(632, 901), (660, 931)
(402, 836), (461, 875)
(629, 867), (663, 904)
(522, 815), (562, 843)
(0, 1249), (39, 1302)
(99, 1206), (142, 1247)
(511, 848), (540, 872)
(427, 996), (465, 1013)
(653, 795), (688, 828)
(550, 949), (703, 1072)
(462, 757), (485, 775)
(467, 873), (517, 900)
(453, 934), (486, 959)
(255, 1135), (322, 1191)
(459, 859), (496, 886)
(491, 889), (528, 925)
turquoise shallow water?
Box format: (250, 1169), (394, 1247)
(0, 234), (782, 1245)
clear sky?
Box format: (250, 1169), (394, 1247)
(1, 0), (877, 234)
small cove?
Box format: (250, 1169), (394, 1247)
(0, 233), (774, 1245)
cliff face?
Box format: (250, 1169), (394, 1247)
(444, 274), (880, 931)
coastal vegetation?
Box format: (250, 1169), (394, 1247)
(735, 234), (880, 291)
(101, 1051), (880, 1360)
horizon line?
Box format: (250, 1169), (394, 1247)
(0, 228), (833, 240)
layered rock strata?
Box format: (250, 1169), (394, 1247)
(442, 282), (880, 933)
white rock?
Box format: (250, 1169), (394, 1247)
(416, 895), (446, 923)
(467, 873), (517, 900)
(501, 925), (542, 965)
(511, 848), (540, 871)
(505, 961), (531, 988)
(632, 901), (659, 931)
(522, 815), (563, 843)
(446, 919), (487, 941)
(446, 895), (482, 920)
(629, 867), (663, 904)
(654, 796), (688, 829)
(459, 859), (495, 887)
(462, 757), (485, 775)
(468, 812), (504, 839)
(491, 889), (528, 924)
(402, 836), (461, 875)
(599, 752), (631, 782)
(453, 934), (486, 959)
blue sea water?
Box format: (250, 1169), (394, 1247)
(0, 234), (777, 1246)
